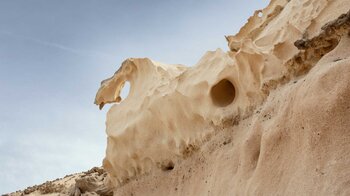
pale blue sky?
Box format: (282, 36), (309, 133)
(0, 0), (268, 193)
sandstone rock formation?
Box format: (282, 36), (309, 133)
(8, 167), (112, 196)
(8, 0), (350, 195)
(94, 0), (350, 194)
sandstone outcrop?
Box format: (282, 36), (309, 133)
(8, 0), (350, 195)
(94, 1), (350, 194)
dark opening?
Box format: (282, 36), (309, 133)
(161, 161), (174, 171)
(210, 79), (236, 107)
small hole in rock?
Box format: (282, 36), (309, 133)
(210, 79), (236, 107)
(120, 81), (131, 101)
(333, 58), (342, 62)
(161, 161), (174, 171)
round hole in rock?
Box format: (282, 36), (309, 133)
(210, 79), (236, 107)
(120, 81), (130, 101)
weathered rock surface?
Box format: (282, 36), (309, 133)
(8, 0), (350, 195)
(94, 0), (350, 194)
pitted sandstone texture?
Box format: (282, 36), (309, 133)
(8, 0), (350, 195)
(94, 0), (350, 191)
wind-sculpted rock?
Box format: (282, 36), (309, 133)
(8, 0), (350, 195)
(94, 1), (350, 193)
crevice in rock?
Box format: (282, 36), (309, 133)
(262, 9), (350, 95)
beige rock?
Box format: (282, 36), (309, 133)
(94, 0), (350, 193)
(8, 0), (350, 195)
(114, 33), (350, 196)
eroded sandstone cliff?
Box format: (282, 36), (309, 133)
(94, 0), (350, 194)
(8, 0), (350, 195)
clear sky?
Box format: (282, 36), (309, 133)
(0, 0), (268, 193)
